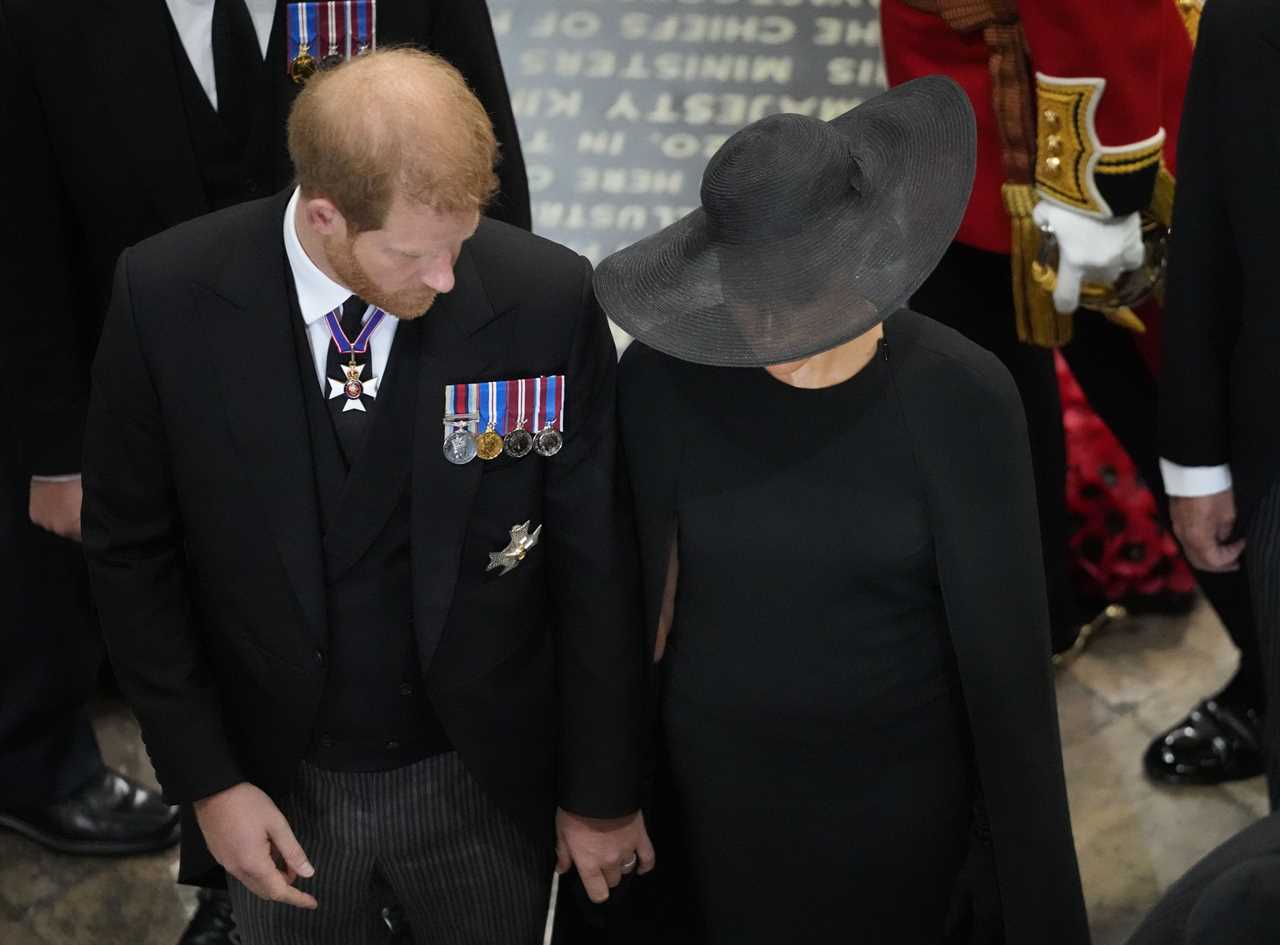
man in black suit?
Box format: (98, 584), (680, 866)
(1159, 0), (1280, 807)
(0, 0), (528, 936)
(80, 47), (649, 943)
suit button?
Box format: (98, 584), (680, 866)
(244, 177), (261, 196)
(399, 683), (414, 697)
(385, 740), (400, 750)
(313, 649), (326, 666)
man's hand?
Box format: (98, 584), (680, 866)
(1033, 202), (1145, 314)
(194, 783), (318, 909)
(1170, 490), (1246, 573)
(29, 478), (83, 542)
(555, 809), (655, 904)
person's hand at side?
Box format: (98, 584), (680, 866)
(29, 477), (83, 541)
(194, 782), (318, 908)
(1170, 489), (1246, 573)
(555, 809), (655, 903)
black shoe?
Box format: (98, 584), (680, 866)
(178, 889), (238, 945)
(0, 767), (180, 855)
(1144, 699), (1265, 786)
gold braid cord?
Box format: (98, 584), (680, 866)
(1176, 0), (1203, 43)
(1004, 183), (1073, 346)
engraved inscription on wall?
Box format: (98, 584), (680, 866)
(491, 0), (885, 263)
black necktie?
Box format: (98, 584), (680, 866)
(325, 296), (375, 463)
(211, 0), (263, 146)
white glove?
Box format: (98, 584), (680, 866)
(1032, 201), (1145, 314)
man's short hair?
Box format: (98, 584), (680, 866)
(287, 47), (500, 232)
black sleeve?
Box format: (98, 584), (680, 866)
(82, 252), (246, 805)
(1158, 0), (1241, 468)
(429, 0), (531, 231)
(0, 0), (89, 475)
(899, 335), (1090, 945)
(1126, 813), (1280, 945)
(545, 259), (644, 818)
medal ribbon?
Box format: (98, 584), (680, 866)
(543, 375), (565, 432)
(344, 1), (353, 57)
(479, 382), (494, 433)
(287, 4), (305, 71)
(326, 2), (338, 55)
(478, 381), (509, 435)
(323, 305), (385, 355)
(355, 0), (374, 50)
(503, 379), (527, 433)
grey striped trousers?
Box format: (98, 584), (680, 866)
(226, 752), (552, 945)
(1249, 482), (1280, 811)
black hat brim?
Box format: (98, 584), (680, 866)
(594, 75), (977, 367)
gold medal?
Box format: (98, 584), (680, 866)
(476, 427), (504, 461)
(290, 44), (317, 84)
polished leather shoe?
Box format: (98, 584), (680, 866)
(1144, 699), (1265, 786)
(178, 889), (237, 945)
(0, 767), (180, 855)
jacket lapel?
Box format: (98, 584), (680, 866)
(199, 191), (327, 649)
(411, 249), (504, 672)
(97, 0), (208, 227)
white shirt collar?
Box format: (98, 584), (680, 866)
(283, 187), (353, 326)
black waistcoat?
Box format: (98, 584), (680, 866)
(165, 9), (287, 211)
(284, 277), (451, 771)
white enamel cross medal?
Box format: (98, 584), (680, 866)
(324, 305), (386, 413)
(328, 359), (380, 412)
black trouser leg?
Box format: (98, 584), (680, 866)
(1062, 313), (1264, 709)
(1247, 481), (1280, 809)
(910, 241), (1078, 650)
(0, 452), (103, 808)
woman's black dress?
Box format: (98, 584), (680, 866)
(659, 336), (973, 944)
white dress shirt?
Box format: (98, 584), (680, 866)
(163, 0), (277, 111)
(283, 188), (398, 392)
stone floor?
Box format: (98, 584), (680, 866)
(0, 596), (1265, 945)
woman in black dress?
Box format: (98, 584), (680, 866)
(594, 78), (1089, 945)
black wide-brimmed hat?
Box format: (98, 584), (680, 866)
(594, 76), (976, 367)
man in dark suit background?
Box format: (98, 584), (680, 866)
(1159, 0), (1280, 807)
(79, 47), (649, 944)
(0, 1), (528, 939)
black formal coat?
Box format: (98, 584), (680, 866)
(81, 190), (642, 886)
(1159, 0), (1280, 529)
(615, 312), (1090, 945)
(0, 0), (529, 476)
(1125, 812), (1280, 945)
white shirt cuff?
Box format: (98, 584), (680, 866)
(31, 474), (82, 484)
(1159, 459), (1232, 497)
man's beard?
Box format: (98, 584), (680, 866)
(326, 234), (438, 320)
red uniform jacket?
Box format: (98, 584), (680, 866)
(881, 0), (1194, 255)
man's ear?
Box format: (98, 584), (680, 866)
(301, 195), (347, 237)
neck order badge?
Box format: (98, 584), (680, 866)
(287, 1), (376, 84)
(325, 304), (385, 412)
(442, 377), (566, 465)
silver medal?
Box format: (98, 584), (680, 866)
(443, 427), (478, 465)
(504, 428), (534, 459)
(533, 427), (563, 457)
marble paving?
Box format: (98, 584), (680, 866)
(0, 596), (1265, 944)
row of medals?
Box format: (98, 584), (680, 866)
(290, 42), (367, 84)
(443, 414), (563, 466)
